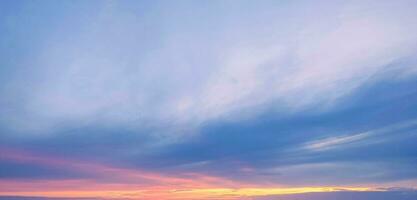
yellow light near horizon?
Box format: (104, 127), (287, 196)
(0, 186), (382, 200)
(170, 187), (379, 199)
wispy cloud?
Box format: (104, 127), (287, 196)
(1, 1), (417, 199)
(1, 0), (416, 134)
(303, 119), (417, 151)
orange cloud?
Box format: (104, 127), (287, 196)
(0, 147), (386, 199)
(0, 179), (380, 200)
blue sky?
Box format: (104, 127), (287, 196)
(1, 0), (417, 199)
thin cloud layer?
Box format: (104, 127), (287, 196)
(1, 0), (416, 133)
(1, 0), (417, 200)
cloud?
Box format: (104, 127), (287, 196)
(302, 119), (417, 151)
(1, 1), (417, 196)
(253, 191), (417, 200)
(1, 74), (416, 186)
(2, 190), (417, 200)
(1, 0), (416, 134)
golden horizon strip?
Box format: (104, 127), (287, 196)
(0, 187), (384, 199)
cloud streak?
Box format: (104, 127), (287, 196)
(1, 0), (417, 199)
(303, 119), (417, 151)
(1, 0), (416, 135)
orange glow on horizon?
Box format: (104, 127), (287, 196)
(0, 147), (404, 200)
(0, 185), (381, 200)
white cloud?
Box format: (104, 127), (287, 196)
(2, 0), (417, 134)
(302, 119), (417, 152)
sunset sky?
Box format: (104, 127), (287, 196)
(1, 0), (417, 199)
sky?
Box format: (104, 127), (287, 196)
(1, 0), (417, 199)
